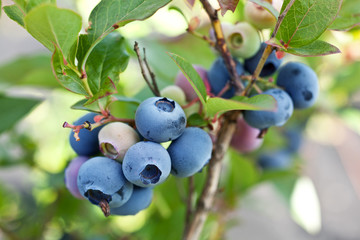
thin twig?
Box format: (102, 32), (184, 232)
(133, 42), (160, 97)
(187, 30), (216, 47)
(143, 48), (160, 96)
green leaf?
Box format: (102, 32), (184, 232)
(3, 5), (25, 27)
(76, 34), (92, 72)
(111, 94), (141, 105)
(206, 95), (277, 117)
(167, 53), (208, 108)
(25, 0), (56, 12)
(330, 14), (360, 30)
(51, 47), (88, 95)
(329, 0), (360, 30)
(84, 77), (117, 105)
(0, 95), (41, 133)
(285, 40), (341, 56)
(222, 150), (259, 207)
(249, 0), (279, 18)
(87, 0), (171, 46)
(259, 169), (298, 182)
(0, 55), (59, 88)
(24, 4), (82, 58)
(277, 0), (342, 47)
(78, 32), (129, 100)
(106, 95), (141, 119)
(71, 99), (101, 113)
(187, 113), (208, 127)
(14, 0), (26, 10)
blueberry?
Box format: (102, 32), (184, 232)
(69, 112), (104, 156)
(257, 150), (293, 170)
(230, 116), (263, 153)
(122, 141), (171, 187)
(243, 88), (294, 129)
(98, 122), (140, 161)
(207, 57), (244, 99)
(244, 42), (282, 77)
(111, 186), (153, 216)
(77, 157), (133, 212)
(135, 97), (186, 143)
(168, 127), (213, 178)
(64, 156), (89, 199)
(175, 65), (211, 102)
(276, 62), (319, 109)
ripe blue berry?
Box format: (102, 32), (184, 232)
(257, 150), (293, 170)
(64, 156), (89, 199)
(276, 62), (319, 109)
(122, 141), (171, 187)
(207, 57), (244, 99)
(244, 42), (282, 77)
(98, 122), (140, 161)
(111, 186), (153, 216)
(243, 88), (294, 129)
(135, 97), (186, 143)
(77, 157), (133, 211)
(168, 127), (212, 178)
(69, 112), (103, 156)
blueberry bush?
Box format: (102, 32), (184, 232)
(0, 0), (359, 239)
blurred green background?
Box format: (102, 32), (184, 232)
(0, 0), (360, 239)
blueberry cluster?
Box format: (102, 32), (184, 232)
(64, 97), (213, 216)
(169, 20), (318, 158)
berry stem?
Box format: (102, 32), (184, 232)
(187, 29), (216, 47)
(63, 115), (135, 141)
(242, 44), (274, 96)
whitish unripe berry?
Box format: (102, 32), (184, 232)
(98, 122), (140, 161)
